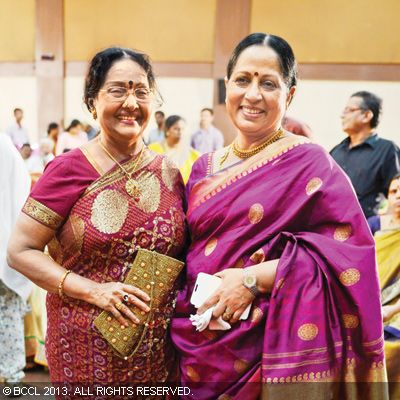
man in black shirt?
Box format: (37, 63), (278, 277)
(330, 91), (400, 218)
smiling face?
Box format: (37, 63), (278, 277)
(225, 45), (295, 139)
(93, 58), (151, 144)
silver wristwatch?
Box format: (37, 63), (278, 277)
(243, 268), (260, 297)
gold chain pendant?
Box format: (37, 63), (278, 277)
(125, 179), (141, 201)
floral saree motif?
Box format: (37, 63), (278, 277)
(22, 148), (186, 391)
(172, 135), (387, 400)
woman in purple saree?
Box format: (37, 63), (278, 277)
(171, 33), (387, 399)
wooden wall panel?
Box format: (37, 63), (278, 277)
(212, 0), (251, 143)
(64, 0), (216, 62)
(36, 0), (64, 138)
(251, 0), (400, 63)
(0, 0), (35, 61)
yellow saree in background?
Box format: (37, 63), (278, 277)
(148, 142), (199, 183)
(376, 229), (400, 399)
(24, 285), (48, 367)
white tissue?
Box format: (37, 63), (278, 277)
(190, 306), (231, 331)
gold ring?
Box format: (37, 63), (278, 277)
(123, 294), (129, 302)
(222, 311), (232, 321)
(115, 302), (124, 311)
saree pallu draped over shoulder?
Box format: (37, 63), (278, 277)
(171, 136), (388, 400)
(22, 149), (187, 394)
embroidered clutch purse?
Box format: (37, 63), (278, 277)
(94, 249), (184, 359)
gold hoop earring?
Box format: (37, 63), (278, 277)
(92, 108), (97, 120)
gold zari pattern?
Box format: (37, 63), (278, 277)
(251, 307), (264, 323)
(23, 197), (64, 230)
(250, 248), (266, 263)
(342, 314), (359, 329)
(91, 189), (129, 234)
(248, 203), (264, 224)
(262, 357), (387, 384)
(134, 172), (161, 214)
(305, 177), (323, 195)
(234, 359), (249, 374)
(205, 237), (218, 256)
(340, 268), (361, 286)
(334, 224), (352, 241)
(161, 158), (180, 192)
(186, 365), (201, 382)
(297, 323), (319, 341)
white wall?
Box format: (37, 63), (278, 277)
(289, 80), (400, 151)
(0, 77), (38, 145)
(1, 76), (399, 150)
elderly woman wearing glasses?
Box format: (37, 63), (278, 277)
(8, 47), (186, 387)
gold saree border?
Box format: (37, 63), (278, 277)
(263, 342), (344, 359)
(262, 335), (384, 360)
(262, 359), (387, 384)
(188, 135), (310, 216)
(23, 197), (64, 230)
(82, 149), (156, 197)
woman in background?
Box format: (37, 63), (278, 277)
(369, 173), (400, 398)
(149, 115), (199, 183)
(56, 119), (88, 155)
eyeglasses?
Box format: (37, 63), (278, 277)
(342, 107), (367, 114)
(99, 86), (152, 103)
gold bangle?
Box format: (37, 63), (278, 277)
(58, 270), (72, 298)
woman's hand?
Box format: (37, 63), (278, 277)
(196, 259), (279, 325)
(382, 303), (400, 323)
(197, 269), (254, 324)
(87, 281), (151, 327)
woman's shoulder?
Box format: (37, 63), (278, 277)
(288, 138), (333, 165)
(191, 152), (212, 175)
(44, 148), (97, 177)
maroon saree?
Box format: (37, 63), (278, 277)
(171, 135), (387, 399)
(22, 147), (186, 388)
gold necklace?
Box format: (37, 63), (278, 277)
(232, 128), (284, 159)
(99, 140), (145, 201)
(219, 145), (232, 167)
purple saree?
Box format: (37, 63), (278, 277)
(171, 135), (387, 400)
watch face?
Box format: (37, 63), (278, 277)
(244, 275), (256, 287)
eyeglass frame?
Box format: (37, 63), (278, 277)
(98, 81), (153, 103)
(342, 107), (368, 114)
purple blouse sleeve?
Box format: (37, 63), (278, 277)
(22, 149), (99, 229)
